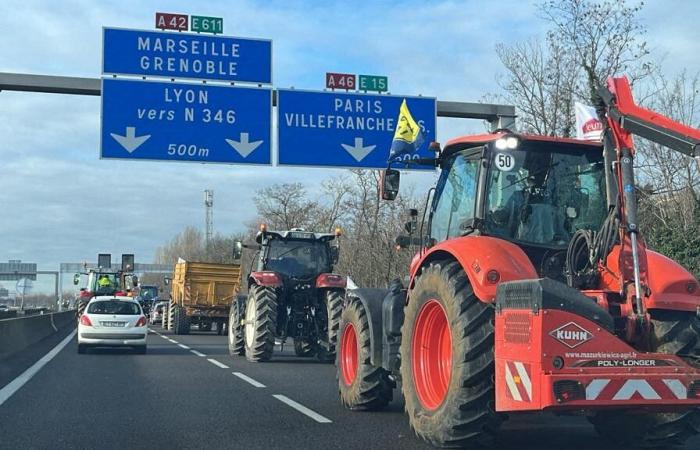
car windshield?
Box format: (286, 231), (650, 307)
(265, 239), (330, 277)
(140, 287), (158, 299)
(87, 301), (141, 315)
(484, 142), (607, 247)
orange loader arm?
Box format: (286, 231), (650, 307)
(596, 76), (700, 321)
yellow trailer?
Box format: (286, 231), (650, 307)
(164, 260), (242, 335)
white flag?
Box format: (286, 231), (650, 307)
(575, 102), (604, 141)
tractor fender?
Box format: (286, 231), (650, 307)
(346, 288), (389, 367)
(248, 271), (283, 288)
(410, 235), (538, 303)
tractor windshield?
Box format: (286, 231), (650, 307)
(265, 239), (331, 278)
(484, 141), (607, 247)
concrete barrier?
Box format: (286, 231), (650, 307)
(0, 310), (76, 359)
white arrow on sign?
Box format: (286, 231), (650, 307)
(110, 127), (151, 153)
(226, 133), (263, 158)
(341, 137), (376, 162)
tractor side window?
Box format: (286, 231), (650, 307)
(431, 154), (479, 242)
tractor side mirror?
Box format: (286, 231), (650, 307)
(233, 240), (243, 260)
(131, 275), (139, 287)
(330, 246), (339, 264)
(163, 277), (171, 286)
(380, 169), (400, 201)
(73, 274), (80, 285)
(395, 235), (422, 249)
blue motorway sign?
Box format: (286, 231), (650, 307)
(103, 27), (272, 84)
(101, 78), (271, 164)
(277, 90), (436, 169)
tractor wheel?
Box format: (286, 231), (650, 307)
(172, 305), (191, 335)
(589, 311), (700, 448)
(228, 305), (245, 356)
(294, 339), (316, 357)
(244, 285), (278, 362)
(337, 295), (393, 410)
(316, 289), (344, 363)
(400, 260), (502, 448)
(77, 299), (88, 317)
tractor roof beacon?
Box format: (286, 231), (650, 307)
(337, 76), (700, 449)
(229, 226), (346, 363)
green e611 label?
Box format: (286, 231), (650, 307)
(191, 15), (223, 34)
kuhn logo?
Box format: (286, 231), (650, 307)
(549, 322), (592, 348)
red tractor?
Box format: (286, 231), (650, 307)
(336, 76), (700, 448)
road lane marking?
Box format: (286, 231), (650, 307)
(272, 394), (332, 423)
(232, 372), (266, 388)
(167, 339), (178, 344)
(190, 350), (206, 357)
(207, 358), (229, 369)
(178, 344), (190, 350)
(160, 335), (169, 340)
(0, 329), (77, 407)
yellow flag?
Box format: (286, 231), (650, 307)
(390, 99), (424, 159)
(393, 99), (421, 144)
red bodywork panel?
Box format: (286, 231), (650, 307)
(599, 245), (700, 312)
(410, 236), (538, 302)
(249, 271), (283, 287)
(316, 273), (347, 289)
(444, 132), (601, 149)
(495, 307), (700, 412)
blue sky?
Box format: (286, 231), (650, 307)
(0, 0), (698, 294)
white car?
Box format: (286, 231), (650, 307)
(78, 296), (148, 354)
(149, 301), (168, 325)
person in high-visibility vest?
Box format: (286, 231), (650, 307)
(98, 275), (112, 288)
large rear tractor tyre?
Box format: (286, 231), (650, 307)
(228, 305), (245, 356)
(172, 305), (191, 335)
(589, 311), (700, 448)
(294, 339), (316, 357)
(316, 289), (344, 363)
(400, 260), (502, 448)
(244, 285), (278, 362)
(337, 295), (393, 410)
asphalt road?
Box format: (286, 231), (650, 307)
(1, 325), (698, 450)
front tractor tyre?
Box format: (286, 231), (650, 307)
(589, 311), (700, 448)
(244, 285), (278, 362)
(228, 304), (245, 356)
(337, 295), (393, 411)
(316, 289), (344, 363)
(400, 260), (502, 448)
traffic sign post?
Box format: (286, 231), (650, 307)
(102, 27), (272, 84)
(277, 89), (436, 169)
(101, 78), (272, 164)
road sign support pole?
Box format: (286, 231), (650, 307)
(0, 72), (516, 125)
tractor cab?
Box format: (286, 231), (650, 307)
(254, 227), (340, 283)
(387, 132), (610, 280)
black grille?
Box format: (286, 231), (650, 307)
(80, 333), (146, 340)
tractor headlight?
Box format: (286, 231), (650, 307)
(495, 136), (520, 150)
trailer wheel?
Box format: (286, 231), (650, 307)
(590, 311), (700, 448)
(173, 305), (191, 335)
(228, 305), (245, 356)
(337, 295), (393, 410)
(244, 285), (277, 362)
(294, 339), (316, 357)
(316, 289), (344, 363)
(400, 260), (502, 448)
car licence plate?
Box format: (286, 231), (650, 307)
(101, 321), (126, 327)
